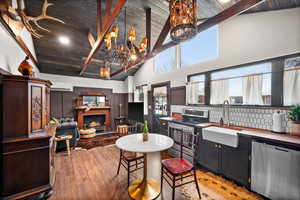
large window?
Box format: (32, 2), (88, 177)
(154, 46), (176, 73)
(284, 56), (300, 106)
(181, 26), (218, 67)
(186, 74), (205, 104)
(210, 63), (271, 105)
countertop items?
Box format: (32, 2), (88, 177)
(160, 117), (300, 147)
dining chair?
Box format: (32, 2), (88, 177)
(116, 124), (144, 187)
(161, 129), (201, 200)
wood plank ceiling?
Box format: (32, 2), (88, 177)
(24, 0), (300, 80)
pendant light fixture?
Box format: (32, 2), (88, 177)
(169, 0), (198, 42)
(99, 62), (110, 79)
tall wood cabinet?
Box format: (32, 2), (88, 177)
(0, 74), (56, 200)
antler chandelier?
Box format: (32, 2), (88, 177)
(104, 7), (148, 68)
(169, 0), (197, 42)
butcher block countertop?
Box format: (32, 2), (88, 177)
(160, 117), (300, 147)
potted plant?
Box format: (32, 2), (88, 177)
(289, 105), (300, 136)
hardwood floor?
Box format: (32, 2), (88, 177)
(50, 145), (195, 200)
(49, 145), (261, 200)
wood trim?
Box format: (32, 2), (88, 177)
(103, 0), (113, 31)
(97, 0), (103, 35)
(145, 7), (151, 54)
(152, 15), (170, 51)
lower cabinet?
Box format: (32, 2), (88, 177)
(196, 132), (251, 188)
(196, 139), (219, 173)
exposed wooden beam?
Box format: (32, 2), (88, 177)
(145, 7), (151, 54)
(103, 0), (112, 30)
(111, 0), (265, 77)
(87, 31), (96, 47)
(96, 0), (102, 36)
(80, 0), (127, 75)
(152, 15), (170, 51)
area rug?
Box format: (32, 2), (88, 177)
(181, 170), (263, 200)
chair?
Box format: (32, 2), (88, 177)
(116, 124), (144, 187)
(161, 129), (201, 200)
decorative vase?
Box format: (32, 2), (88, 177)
(18, 56), (34, 77)
(290, 122), (300, 136)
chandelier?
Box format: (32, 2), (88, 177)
(104, 8), (148, 68)
(169, 0), (198, 42)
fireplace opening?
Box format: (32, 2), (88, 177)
(83, 115), (106, 132)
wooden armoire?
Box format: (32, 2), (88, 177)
(0, 74), (56, 200)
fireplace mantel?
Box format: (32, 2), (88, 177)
(74, 107), (111, 130)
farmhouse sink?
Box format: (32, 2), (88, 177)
(202, 126), (239, 148)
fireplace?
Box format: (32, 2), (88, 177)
(83, 114), (106, 132)
(74, 107), (111, 131)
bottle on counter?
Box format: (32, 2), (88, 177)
(220, 117), (224, 127)
(143, 120), (149, 141)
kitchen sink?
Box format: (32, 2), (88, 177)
(202, 126), (239, 148)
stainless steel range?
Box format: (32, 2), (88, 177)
(168, 109), (209, 164)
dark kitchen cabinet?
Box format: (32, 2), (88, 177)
(159, 119), (168, 136)
(220, 135), (251, 187)
(197, 139), (220, 172)
(196, 130), (251, 188)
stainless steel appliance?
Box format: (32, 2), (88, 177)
(168, 109), (209, 164)
(251, 141), (300, 200)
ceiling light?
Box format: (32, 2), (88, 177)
(218, 0), (231, 3)
(169, 0), (198, 42)
(58, 36), (70, 45)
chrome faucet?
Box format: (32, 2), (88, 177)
(222, 100), (230, 126)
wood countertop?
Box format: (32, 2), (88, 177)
(160, 118), (300, 147)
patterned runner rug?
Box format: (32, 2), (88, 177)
(181, 170), (263, 200)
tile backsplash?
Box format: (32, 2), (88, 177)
(171, 105), (291, 132)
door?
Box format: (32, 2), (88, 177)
(151, 82), (170, 133)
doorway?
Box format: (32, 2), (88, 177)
(151, 82), (170, 133)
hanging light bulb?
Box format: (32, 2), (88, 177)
(128, 26), (136, 42)
(139, 37), (148, 53)
(110, 26), (119, 44)
(104, 33), (112, 50)
(169, 0), (198, 42)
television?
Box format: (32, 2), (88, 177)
(128, 102), (144, 123)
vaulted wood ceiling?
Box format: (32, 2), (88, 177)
(24, 0), (300, 80)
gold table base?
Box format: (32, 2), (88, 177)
(128, 178), (160, 200)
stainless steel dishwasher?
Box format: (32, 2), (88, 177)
(251, 141), (300, 200)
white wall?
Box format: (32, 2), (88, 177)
(39, 73), (127, 93)
(0, 23), (39, 75)
(134, 8), (300, 87)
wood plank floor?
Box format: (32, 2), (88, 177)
(49, 145), (258, 200)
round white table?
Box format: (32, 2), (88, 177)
(116, 133), (174, 200)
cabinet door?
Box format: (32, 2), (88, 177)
(220, 136), (251, 187)
(197, 139), (219, 172)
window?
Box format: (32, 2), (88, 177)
(284, 56), (300, 106)
(210, 63), (271, 105)
(187, 74), (205, 104)
(154, 46), (176, 72)
(181, 26), (218, 67)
